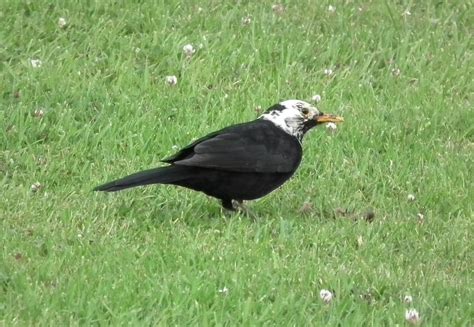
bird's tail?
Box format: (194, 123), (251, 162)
(93, 166), (189, 192)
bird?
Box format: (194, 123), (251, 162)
(94, 100), (343, 210)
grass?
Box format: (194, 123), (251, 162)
(1, 0), (472, 325)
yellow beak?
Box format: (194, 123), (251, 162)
(315, 114), (344, 124)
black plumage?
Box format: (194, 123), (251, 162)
(94, 100), (343, 210)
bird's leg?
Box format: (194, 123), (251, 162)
(232, 200), (247, 212)
(233, 200), (258, 219)
(221, 199), (256, 218)
(221, 199), (247, 212)
(221, 198), (236, 211)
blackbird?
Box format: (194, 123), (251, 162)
(94, 100), (343, 210)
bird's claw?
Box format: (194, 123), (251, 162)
(231, 200), (247, 212)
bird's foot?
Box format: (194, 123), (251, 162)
(231, 200), (248, 212)
(221, 199), (236, 211)
(220, 199), (256, 219)
(221, 199), (247, 211)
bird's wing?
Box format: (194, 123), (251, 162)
(162, 120), (302, 173)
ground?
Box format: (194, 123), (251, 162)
(1, 1), (472, 325)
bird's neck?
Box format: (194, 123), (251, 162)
(260, 113), (304, 141)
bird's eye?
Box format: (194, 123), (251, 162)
(301, 107), (309, 114)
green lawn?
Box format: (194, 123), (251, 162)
(1, 0), (472, 325)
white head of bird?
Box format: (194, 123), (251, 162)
(261, 99), (343, 140)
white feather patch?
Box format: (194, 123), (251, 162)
(260, 108), (304, 138)
(260, 100), (319, 139)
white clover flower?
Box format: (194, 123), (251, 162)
(272, 4), (285, 14)
(165, 75), (178, 86)
(407, 194), (416, 201)
(34, 108), (45, 118)
(197, 7), (203, 13)
(31, 182), (42, 192)
(324, 68), (333, 76)
(326, 122), (337, 131)
(218, 287), (229, 295)
(182, 44), (195, 57)
(241, 16), (252, 25)
(58, 17), (67, 28)
(417, 213), (425, 223)
(328, 5), (336, 13)
(311, 94), (322, 103)
(392, 68), (401, 77)
(319, 289), (333, 303)
(37, 157), (47, 166)
(30, 59), (42, 68)
(402, 9), (412, 17)
(405, 308), (421, 325)
(404, 295), (413, 304)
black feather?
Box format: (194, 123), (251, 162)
(165, 120), (302, 173)
(93, 166), (191, 192)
